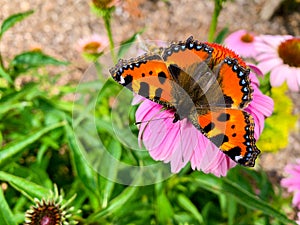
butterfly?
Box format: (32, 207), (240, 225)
(109, 36), (260, 167)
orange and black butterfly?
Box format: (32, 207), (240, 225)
(109, 36), (260, 167)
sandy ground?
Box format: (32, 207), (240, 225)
(1, 0), (300, 176)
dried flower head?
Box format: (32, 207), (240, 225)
(92, 0), (121, 9)
(24, 185), (79, 225)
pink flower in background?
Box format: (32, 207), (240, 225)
(297, 212), (300, 225)
(254, 35), (300, 91)
(76, 34), (109, 55)
(133, 69), (273, 176)
(224, 30), (257, 58)
(281, 159), (300, 209)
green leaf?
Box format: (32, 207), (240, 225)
(0, 10), (34, 38)
(87, 186), (139, 222)
(0, 121), (65, 168)
(0, 171), (49, 200)
(156, 191), (174, 224)
(0, 66), (12, 84)
(117, 30), (145, 58)
(0, 101), (32, 115)
(65, 124), (98, 196)
(192, 173), (296, 225)
(177, 194), (203, 224)
(10, 51), (69, 75)
(214, 27), (229, 44)
(99, 140), (122, 207)
(0, 188), (17, 225)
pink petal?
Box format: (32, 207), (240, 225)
(286, 68), (300, 91)
(293, 191), (300, 209)
(270, 65), (288, 87)
(256, 58), (283, 74)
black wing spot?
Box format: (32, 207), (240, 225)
(210, 134), (228, 148)
(149, 71), (153, 75)
(124, 75), (133, 90)
(203, 122), (215, 133)
(158, 71), (167, 84)
(154, 88), (163, 101)
(138, 82), (150, 98)
(232, 133), (237, 137)
(217, 113), (230, 122)
(225, 146), (242, 160)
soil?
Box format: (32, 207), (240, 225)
(1, 0), (300, 177)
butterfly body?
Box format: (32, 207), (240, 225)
(110, 36), (260, 167)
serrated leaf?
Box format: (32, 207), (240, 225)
(10, 51), (69, 75)
(0, 10), (34, 38)
(0, 171), (49, 200)
(0, 122), (65, 168)
(0, 188), (17, 225)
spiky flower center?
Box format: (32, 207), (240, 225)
(25, 201), (62, 225)
(278, 38), (300, 67)
(83, 41), (102, 54)
(240, 33), (254, 43)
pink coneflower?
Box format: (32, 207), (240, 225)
(76, 34), (109, 61)
(76, 34), (109, 55)
(297, 212), (300, 225)
(255, 35), (300, 91)
(281, 159), (300, 209)
(134, 70), (273, 176)
(224, 30), (257, 58)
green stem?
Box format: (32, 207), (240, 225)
(103, 14), (116, 64)
(0, 53), (4, 69)
(208, 0), (224, 42)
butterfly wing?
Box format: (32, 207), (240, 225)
(194, 108), (260, 167)
(162, 37), (253, 109)
(110, 53), (176, 107)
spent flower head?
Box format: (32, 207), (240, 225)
(224, 30), (257, 58)
(92, 0), (121, 9)
(24, 185), (79, 225)
(255, 35), (300, 91)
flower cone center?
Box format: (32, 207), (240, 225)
(278, 38), (300, 67)
(83, 42), (101, 54)
(29, 204), (61, 225)
(241, 33), (254, 43)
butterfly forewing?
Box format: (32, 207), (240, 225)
(110, 54), (175, 107)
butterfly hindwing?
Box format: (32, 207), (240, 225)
(196, 108), (260, 166)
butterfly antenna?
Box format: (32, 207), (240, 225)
(134, 116), (174, 125)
